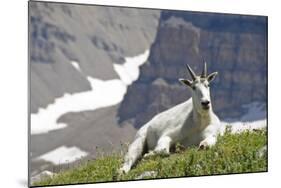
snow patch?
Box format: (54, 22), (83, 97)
(31, 50), (150, 135)
(113, 50), (150, 85)
(31, 78), (127, 134)
(35, 146), (88, 165)
(221, 101), (267, 134)
(221, 119), (267, 134)
(70, 61), (82, 72)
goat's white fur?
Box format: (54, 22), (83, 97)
(119, 64), (220, 173)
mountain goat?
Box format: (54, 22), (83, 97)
(119, 62), (221, 173)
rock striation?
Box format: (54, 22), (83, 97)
(29, 2), (160, 113)
(118, 12), (267, 128)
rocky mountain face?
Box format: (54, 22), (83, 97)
(29, 2), (160, 176)
(30, 2), (160, 113)
(118, 11), (267, 128)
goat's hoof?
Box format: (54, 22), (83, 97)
(198, 142), (209, 150)
(118, 166), (130, 175)
(118, 169), (124, 175)
(144, 151), (157, 158)
(198, 145), (205, 150)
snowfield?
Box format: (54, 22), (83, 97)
(113, 50), (149, 85)
(35, 146), (88, 165)
(221, 101), (267, 134)
(31, 50), (150, 135)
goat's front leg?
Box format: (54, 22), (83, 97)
(119, 135), (146, 174)
(144, 136), (172, 158)
(198, 134), (217, 150)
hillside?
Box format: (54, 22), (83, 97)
(32, 129), (267, 186)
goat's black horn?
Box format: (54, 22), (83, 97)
(186, 64), (196, 80)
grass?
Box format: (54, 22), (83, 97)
(32, 129), (267, 187)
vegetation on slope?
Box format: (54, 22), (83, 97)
(33, 129), (267, 187)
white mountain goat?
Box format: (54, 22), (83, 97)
(119, 62), (221, 173)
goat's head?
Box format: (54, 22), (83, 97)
(179, 62), (218, 114)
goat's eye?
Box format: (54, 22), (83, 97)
(192, 86), (196, 90)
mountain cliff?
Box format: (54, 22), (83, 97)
(29, 2), (161, 177)
(30, 2), (160, 113)
(118, 11), (267, 128)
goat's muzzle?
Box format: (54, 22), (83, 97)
(201, 100), (210, 110)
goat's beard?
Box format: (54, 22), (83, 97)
(197, 105), (211, 116)
(202, 105), (210, 110)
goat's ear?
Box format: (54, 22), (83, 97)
(179, 78), (192, 87)
(207, 72), (218, 83)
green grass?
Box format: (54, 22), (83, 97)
(33, 129), (267, 187)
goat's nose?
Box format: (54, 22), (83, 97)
(201, 100), (210, 106)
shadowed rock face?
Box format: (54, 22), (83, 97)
(118, 12), (267, 129)
(29, 2), (160, 113)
